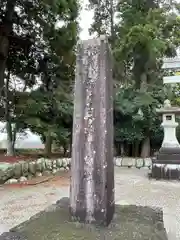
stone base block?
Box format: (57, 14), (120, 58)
(151, 163), (180, 180)
(10, 198), (168, 240)
(0, 232), (27, 240)
(157, 147), (180, 163)
(151, 147), (180, 179)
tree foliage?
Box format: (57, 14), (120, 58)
(0, 0), (79, 155)
(1, 0), (180, 158)
(90, 0), (180, 157)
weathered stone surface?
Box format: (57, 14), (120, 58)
(13, 163), (22, 178)
(19, 176), (27, 182)
(135, 158), (144, 168)
(27, 174), (33, 180)
(45, 159), (52, 170)
(0, 232), (27, 240)
(66, 158), (70, 165)
(35, 159), (43, 172)
(61, 158), (68, 168)
(151, 145), (180, 179)
(70, 36), (114, 225)
(52, 160), (57, 169)
(28, 162), (36, 175)
(121, 158), (135, 167)
(151, 163), (180, 180)
(5, 178), (18, 184)
(58, 167), (65, 171)
(56, 197), (69, 208)
(114, 158), (122, 167)
(56, 159), (62, 168)
(37, 158), (46, 171)
(11, 201), (168, 240)
(0, 163), (14, 184)
(52, 169), (57, 175)
(144, 158), (152, 168)
(0, 156), (154, 185)
(35, 172), (42, 177)
(21, 162), (29, 175)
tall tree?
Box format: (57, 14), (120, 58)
(90, 0), (180, 157)
(0, 0), (79, 95)
(113, 0), (180, 157)
(0, 0), (79, 155)
(89, 0), (116, 41)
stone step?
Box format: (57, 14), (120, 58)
(153, 158), (180, 164)
(151, 164), (180, 180)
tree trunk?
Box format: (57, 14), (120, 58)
(63, 145), (67, 157)
(0, 1), (16, 91)
(45, 131), (52, 157)
(139, 72), (150, 158)
(140, 137), (150, 158)
(139, 72), (148, 92)
(134, 141), (139, 157)
(0, 60), (6, 94)
(120, 143), (125, 156)
(6, 121), (14, 156)
(12, 125), (17, 152)
(123, 142), (129, 156)
(127, 144), (131, 156)
(132, 143), (135, 157)
(4, 71), (14, 156)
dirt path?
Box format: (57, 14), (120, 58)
(0, 175), (70, 232)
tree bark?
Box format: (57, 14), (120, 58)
(0, 60), (6, 95)
(139, 71), (150, 158)
(0, 1), (16, 92)
(12, 125), (17, 152)
(45, 131), (52, 157)
(123, 142), (129, 156)
(4, 71), (14, 156)
(141, 136), (150, 158)
(6, 122), (14, 156)
(120, 143), (125, 156)
(134, 141), (139, 157)
(140, 72), (148, 91)
(63, 145), (67, 157)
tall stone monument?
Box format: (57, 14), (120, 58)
(70, 36), (114, 226)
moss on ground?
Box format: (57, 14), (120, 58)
(11, 200), (168, 240)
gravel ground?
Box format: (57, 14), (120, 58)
(0, 167), (180, 240)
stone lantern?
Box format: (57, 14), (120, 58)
(151, 99), (180, 179)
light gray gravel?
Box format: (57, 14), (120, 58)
(0, 167), (180, 240)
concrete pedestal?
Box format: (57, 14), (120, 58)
(152, 148), (180, 180)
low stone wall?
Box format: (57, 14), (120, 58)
(0, 157), (152, 184)
(0, 158), (70, 184)
(114, 157), (152, 169)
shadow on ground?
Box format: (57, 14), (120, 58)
(1, 198), (168, 240)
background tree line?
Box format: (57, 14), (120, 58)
(0, 0), (180, 158)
